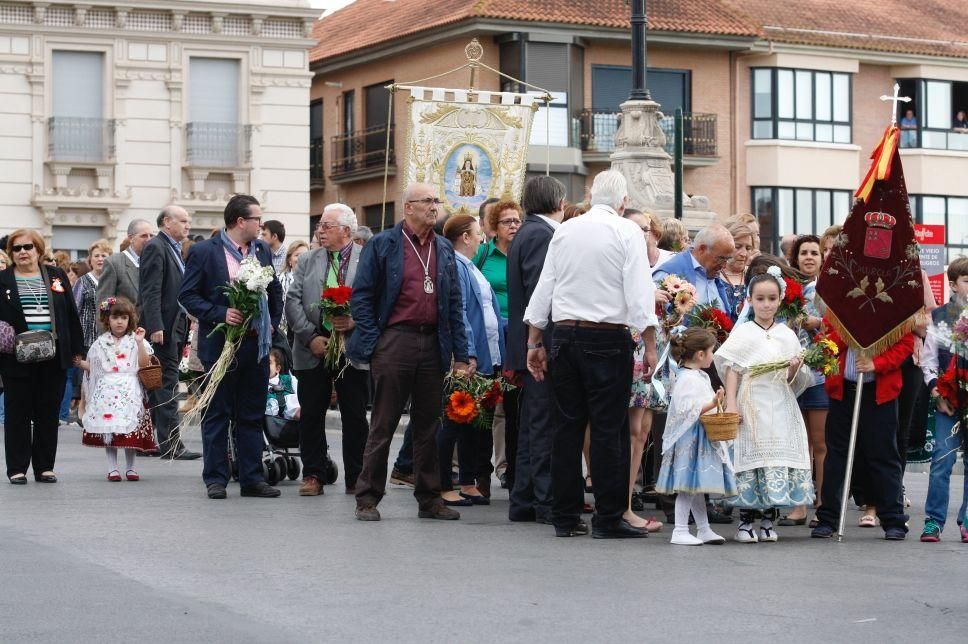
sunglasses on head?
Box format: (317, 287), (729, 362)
(11, 243), (34, 253)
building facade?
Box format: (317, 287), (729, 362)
(309, 0), (968, 255)
(0, 0), (318, 257)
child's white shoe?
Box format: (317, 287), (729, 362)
(758, 519), (779, 542)
(734, 522), (758, 543)
(697, 527), (726, 544)
(670, 528), (704, 546)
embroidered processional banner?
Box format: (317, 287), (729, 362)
(403, 87), (540, 216)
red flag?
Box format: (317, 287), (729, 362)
(816, 125), (923, 354)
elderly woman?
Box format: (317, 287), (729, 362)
(721, 221), (756, 321)
(73, 238), (112, 354)
(278, 240), (309, 340)
(658, 218), (690, 253)
(1, 230), (84, 483)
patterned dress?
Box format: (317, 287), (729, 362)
(714, 322), (815, 509)
(629, 329), (671, 411)
(81, 332), (156, 451)
(655, 368), (736, 496)
(73, 272), (99, 352)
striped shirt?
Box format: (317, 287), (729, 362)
(16, 276), (52, 330)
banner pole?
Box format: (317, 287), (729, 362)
(837, 377), (865, 542)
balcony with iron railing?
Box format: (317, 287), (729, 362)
(330, 125), (395, 182)
(48, 117), (116, 162)
(579, 110), (719, 165)
(310, 136), (324, 188)
(185, 122), (252, 168)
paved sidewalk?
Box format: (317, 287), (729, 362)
(0, 417), (965, 643)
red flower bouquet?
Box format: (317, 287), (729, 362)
(935, 357), (968, 409)
(777, 277), (807, 323)
(315, 285), (353, 375)
(444, 371), (512, 428)
(686, 303), (734, 345)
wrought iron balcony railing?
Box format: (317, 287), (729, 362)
(579, 110), (718, 157)
(48, 117), (116, 162)
(185, 122), (252, 167)
(330, 125), (394, 179)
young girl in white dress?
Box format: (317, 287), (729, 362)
(715, 268), (815, 543)
(656, 327), (735, 545)
(76, 296), (156, 481)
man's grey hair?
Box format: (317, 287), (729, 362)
(127, 218), (152, 237)
(588, 170), (628, 210)
(402, 182), (435, 203)
(157, 205), (183, 228)
(352, 226), (374, 243)
(323, 203), (358, 232)
(693, 224), (731, 249)
(521, 176), (567, 215)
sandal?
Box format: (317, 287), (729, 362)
(8, 473), (27, 485)
(643, 517), (664, 533)
(107, 470), (122, 482)
(858, 514), (878, 528)
(125, 470), (140, 482)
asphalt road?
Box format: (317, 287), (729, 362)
(1, 419), (965, 643)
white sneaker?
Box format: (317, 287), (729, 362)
(670, 528), (704, 546)
(697, 527), (726, 544)
(759, 520), (779, 542)
(734, 522), (758, 543)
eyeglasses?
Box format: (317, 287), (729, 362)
(498, 219), (522, 227)
(715, 254), (734, 263)
(407, 198), (443, 205)
(11, 243), (34, 252)
(245, 217), (262, 223)
(319, 222), (341, 230)
(639, 225), (652, 235)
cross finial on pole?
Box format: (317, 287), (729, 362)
(880, 83), (911, 127)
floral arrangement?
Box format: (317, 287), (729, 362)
(656, 274), (698, 328)
(443, 371), (511, 428)
(177, 256), (275, 445)
(803, 333), (840, 377)
(763, 265), (806, 323)
(684, 302), (733, 345)
(935, 359), (968, 409)
(313, 285), (353, 375)
(98, 297), (117, 312)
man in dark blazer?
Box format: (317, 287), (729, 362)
(139, 206), (199, 459)
(98, 219), (152, 313)
(179, 194), (283, 499)
(346, 182), (470, 521)
(506, 176), (567, 523)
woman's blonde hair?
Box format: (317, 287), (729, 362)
(88, 238), (113, 258)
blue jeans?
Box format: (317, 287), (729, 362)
(59, 367), (76, 421)
(923, 410), (968, 529)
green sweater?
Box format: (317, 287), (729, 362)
(471, 240), (509, 318)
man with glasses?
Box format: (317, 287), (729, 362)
(652, 223), (734, 315)
(347, 182), (471, 521)
(179, 194), (283, 499)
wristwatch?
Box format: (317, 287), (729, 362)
(527, 341), (544, 349)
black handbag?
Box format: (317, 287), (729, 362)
(15, 265), (57, 364)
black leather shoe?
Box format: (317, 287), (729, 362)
(207, 483), (227, 499)
(173, 450), (202, 461)
(592, 519), (648, 539)
(240, 482), (281, 498)
(8, 474), (27, 485)
(141, 449), (161, 457)
(555, 520), (590, 537)
(35, 473), (57, 483)
(706, 506), (734, 524)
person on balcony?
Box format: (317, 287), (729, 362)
(899, 109), (918, 148)
(953, 110), (968, 133)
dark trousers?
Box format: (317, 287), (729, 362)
(149, 340), (186, 454)
(509, 371), (556, 520)
(896, 356), (923, 471)
(3, 359), (65, 478)
(200, 337), (268, 487)
(549, 325), (633, 529)
(437, 419), (475, 489)
(356, 328), (443, 509)
(295, 359), (369, 487)
(500, 387), (521, 487)
(393, 420), (414, 474)
(817, 381), (909, 531)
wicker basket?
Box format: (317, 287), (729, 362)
(138, 356), (163, 391)
(701, 402), (739, 442)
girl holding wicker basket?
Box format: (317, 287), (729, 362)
(715, 268), (815, 544)
(74, 296), (156, 481)
(655, 327), (735, 546)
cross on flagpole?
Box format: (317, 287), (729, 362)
(880, 83), (911, 126)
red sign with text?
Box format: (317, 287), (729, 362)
(915, 224), (945, 306)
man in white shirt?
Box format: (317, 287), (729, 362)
(524, 169), (659, 539)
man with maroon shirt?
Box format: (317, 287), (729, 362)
(346, 183), (472, 521)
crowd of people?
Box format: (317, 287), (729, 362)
(1, 169), (965, 545)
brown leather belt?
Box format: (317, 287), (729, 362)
(557, 319), (627, 330)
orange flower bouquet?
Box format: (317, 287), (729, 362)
(443, 370), (512, 428)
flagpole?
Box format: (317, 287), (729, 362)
(837, 377), (865, 541)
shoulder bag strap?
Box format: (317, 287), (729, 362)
(40, 264), (57, 340)
(474, 243), (490, 270)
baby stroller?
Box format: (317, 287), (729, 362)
(226, 417), (339, 486)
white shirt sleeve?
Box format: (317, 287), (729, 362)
(921, 321), (940, 387)
(623, 228), (659, 332)
(522, 235), (558, 330)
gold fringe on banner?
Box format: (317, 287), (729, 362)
(823, 305), (923, 359)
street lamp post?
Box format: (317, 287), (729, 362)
(629, 0), (650, 100)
